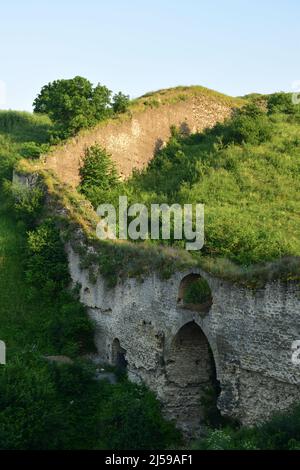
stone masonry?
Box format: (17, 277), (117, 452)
(67, 244), (300, 436)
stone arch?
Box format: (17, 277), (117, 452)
(164, 321), (219, 436)
(111, 338), (128, 370)
(177, 273), (213, 313)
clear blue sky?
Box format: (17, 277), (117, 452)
(1, 0), (300, 111)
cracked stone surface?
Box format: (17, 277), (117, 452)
(67, 244), (300, 435)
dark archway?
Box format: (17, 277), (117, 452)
(165, 322), (219, 436)
(177, 273), (213, 313)
(112, 338), (128, 370)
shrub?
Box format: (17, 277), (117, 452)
(223, 103), (273, 145)
(112, 92), (130, 114)
(0, 352), (67, 450)
(267, 92), (299, 115)
(25, 219), (95, 356)
(79, 144), (120, 207)
(20, 142), (49, 159)
(183, 277), (212, 304)
(0, 138), (19, 181)
(97, 382), (181, 450)
(252, 404), (300, 450)
(0, 354), (180, 450)
(0, 110), (52, 143)
(26, 219), (70, 294)
(3, 180), (44, 225)
(194, 403), (300, 450)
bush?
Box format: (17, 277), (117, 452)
(79, 144), (120, 207)
(97, 382), (181, 450)
(112, 92), (130, 114)
(222, 103), (273, 145)
(20, 142), (49, 159)
(252, 404), (300, 450)
(194, 403), (300, 450)
(0, 138), (19, 181)
(0, 110), (52, 143)
(183, 277), (212, 304)
(26, 219), (69, 294)
(0, 354), (180, 450)
(267, 92), (299, 115)
(25, 219), (95, 356)
(3, 180), (44, 225)
(0, 352), (67, 450)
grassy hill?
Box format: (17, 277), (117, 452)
(14, 89), (300, 285)
(128, 97), (300, 265)
(0, 110), (52, 182)
(79, 92), (300, 282)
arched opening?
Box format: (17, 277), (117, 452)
(112, 338), (128, 370)
(165, 321), (219, 436)
(177, 273), (212, 313)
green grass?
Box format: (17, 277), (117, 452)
(18, 94), (300, 285)
(0, 197), (28, 351)
(0, 111), (57, 351)
(0, 194), (93, 357)
(0, 110), (181, 450)
(112, 104), (300, 277)
(69, 97), (300, 284)
(0, 110), (92, 354)
(0, 111), (52, 183)
(131, 85), (243, 110)
(0, 110), (52, 143)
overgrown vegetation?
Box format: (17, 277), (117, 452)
(0, 110), (52, 181)
(18, 90), (299, 286)
(183, 277), (212, 305)
(3, 180), (44, 226)
(193, 403), (300, 450)
(1, 88), (300, 449)
(78, 94), (300, 280)
(0, 111), (180, 449)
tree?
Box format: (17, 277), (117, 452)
(112, 92), (130, 114)
(33, 76), (113, 138)
(79, 144), (120, 207)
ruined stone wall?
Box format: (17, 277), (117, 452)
(67, 244), (300, 435)
(44, 94), (233, 187)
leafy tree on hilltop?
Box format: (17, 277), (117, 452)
(112, 92), (130, 113)
(33, 76), (129, 139)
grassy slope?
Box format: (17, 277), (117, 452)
(0, 111), (93, 356)
(0, 110), (51, 142)
(106, 104), (298, 281)
(130, 85), (243, 110)
(15, 89), (300, 284)
(0, 199), (28, 351)
(0, 112), (181, 450)
(0, 111), (53, 351)
(128, 115), (300, 264)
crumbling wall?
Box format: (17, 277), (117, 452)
(44, 94), (233, 187)
(67, 244), (300, 435)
